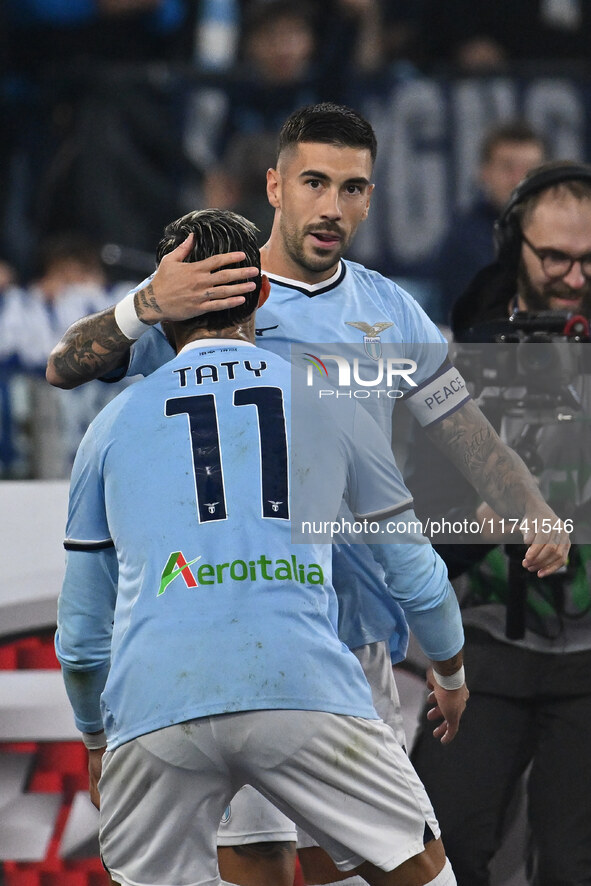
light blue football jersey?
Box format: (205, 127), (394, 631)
(59, 340), (421, 750)
(120, 261), (470, 659)
(126, 261), (462, 435)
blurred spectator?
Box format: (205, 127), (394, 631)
(1, 0), (192, 282)
(0, 234), (109, 370)
(5, 0), (190, 72)
(194, 0), (241, 71)
(436, 121), (546, 323)
(0, 261), (17, 291)
(0, 233), (133, 477)
(379, 1), (425, 70)
(315, 0), (385, 77)
(238, 0), (397, 78)
(419, 0), (591, 72)
(203, 1), (321, 239)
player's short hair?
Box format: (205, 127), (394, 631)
(479, 120), (545, 165)
(156, 209), (262, 333)
(277, 103), (377, 166)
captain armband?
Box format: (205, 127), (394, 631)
(404, 362), (471, 427)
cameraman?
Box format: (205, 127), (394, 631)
(409, 161), (591, 886)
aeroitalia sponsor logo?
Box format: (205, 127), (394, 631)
(158, 552), (202, 596)
(157, 551), (324, 595)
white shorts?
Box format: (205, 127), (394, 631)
(297, 639), (406, 849)
(220, 641), (402, 851)
(217, 784), (296, 845)
(353, 640), (406, 746)
(99, 709), (439, 886)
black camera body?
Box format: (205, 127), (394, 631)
(452, 311), (591, 407)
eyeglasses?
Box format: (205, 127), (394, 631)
(522, 233), (591, 280)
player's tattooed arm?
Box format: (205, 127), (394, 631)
(46, 234), (258, 389)
(45, 280), (165, 389)
(135, 281), (162, 322)
(426, 399), (540, 518)
(46, 307), (132, 389)
(424, 398), (570, 575)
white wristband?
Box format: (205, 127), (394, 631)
(82, 730), (107, 750)
(114, 291), (150, 341)
(432, 665), (465, 690)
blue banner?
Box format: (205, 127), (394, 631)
(348, 73), (588, 278)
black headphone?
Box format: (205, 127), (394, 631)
(494, 162), (591, 268)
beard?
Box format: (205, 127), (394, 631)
(517, 260), (591, 316)
(279, 217), (350, 275)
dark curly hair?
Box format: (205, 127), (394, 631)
(157, 209), (261, 333)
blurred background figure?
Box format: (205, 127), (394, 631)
(436, 121), (546, 324)
(203, 1), (320, 239)
(1, 0), (192, 284)
(0, 234), (132, 478)
(200, 0), (404, 239)
(418, 0), (591, 73)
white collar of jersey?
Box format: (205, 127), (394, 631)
(177, 338), (256, 356)
(265, 261), (344, 294)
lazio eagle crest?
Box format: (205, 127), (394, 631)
(345, 321), (394, 360)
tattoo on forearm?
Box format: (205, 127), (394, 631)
(49, 309), (131, 385)
(135, 283), (162, 321)
(462, 427), (490, 468)
(426, 401), (541, 517)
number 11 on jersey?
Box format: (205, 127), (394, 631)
(165, 387), (289, 523)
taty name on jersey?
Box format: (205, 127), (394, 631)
(173, 359), (267, 387)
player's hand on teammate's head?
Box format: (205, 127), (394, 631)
(139, 234), (259, 324)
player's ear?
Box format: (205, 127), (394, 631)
(267, 167), (281, 209)
(361, 183), (375, 221)
(258, 275), (270, 307)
